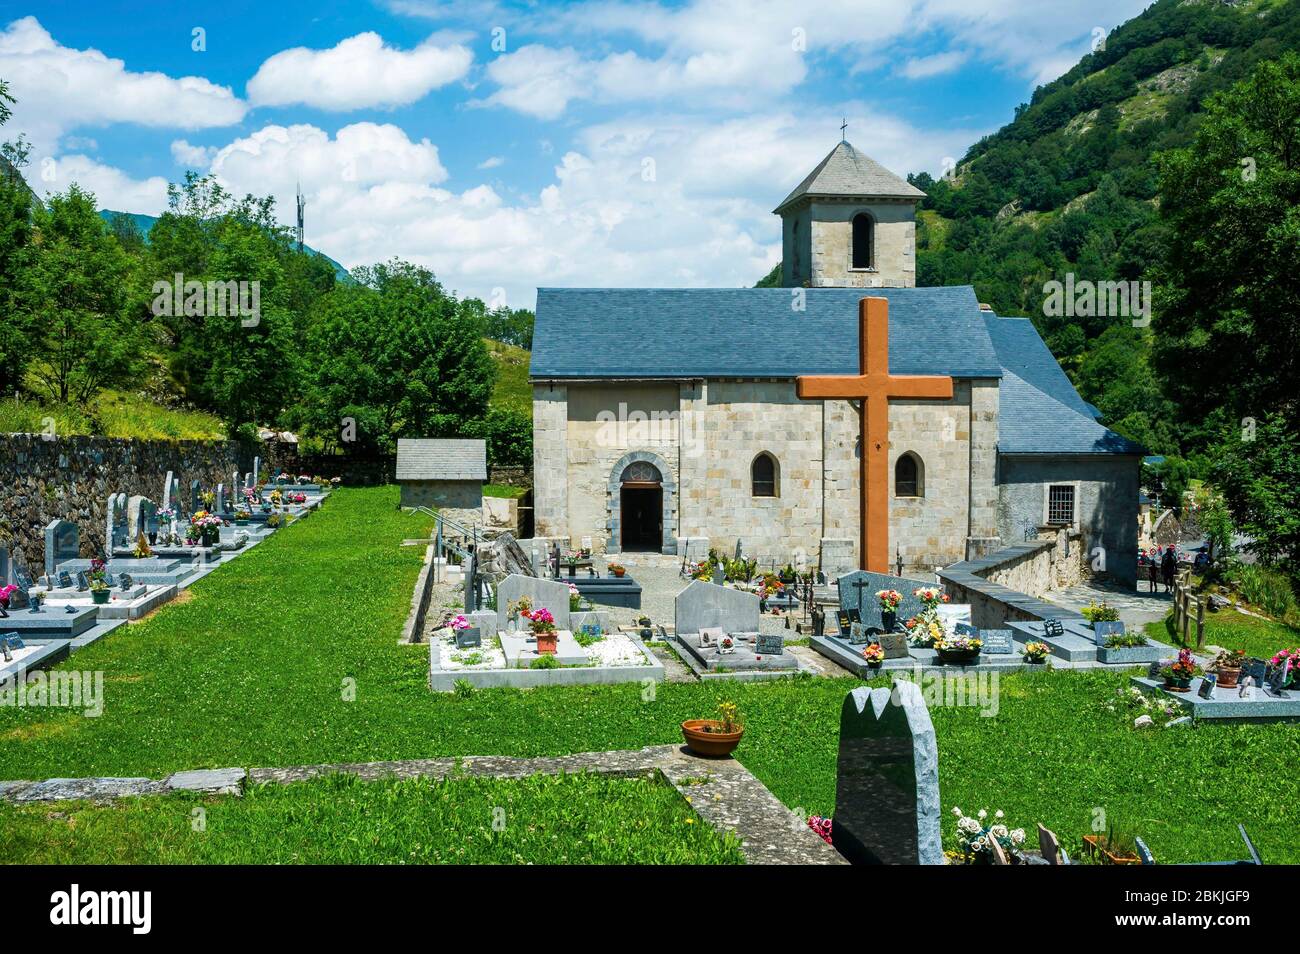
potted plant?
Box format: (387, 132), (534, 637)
(234, 509), (251, 527)
(566, 551), (578, 577)
(681, 701), (744, 757)
(450, 614), (480, 648)
(875, 588), (902, 632)
(608, 563), (626, 578)
(1082, 600), (1121, 629)
(1160, 648), (1199, 691)
(1023, 641), (1050, 664)
(88, 558), (111, 605)
(1083, 817), (1140, 865)
(934, 632), (983, 665)
(718, 635), (736, 655)
(528, 606), (558, 654)
(1209, 648), (1245, 689)
(862, 642), (885, 670)
(1269, 649), (1300, 688)
(637, 615), (652, 639)
(189, 510), (222, 547)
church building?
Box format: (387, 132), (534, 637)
(529, 141), (1143, 585)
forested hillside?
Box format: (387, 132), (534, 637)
(910, 0), (1300, 464)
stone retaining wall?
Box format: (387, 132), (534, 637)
(0, 435), (295, 572)
(939, 529), (1088, 628)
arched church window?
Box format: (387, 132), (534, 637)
(852, 212), (874, 269)
(751, 452), (778, 497)
(895, 452), (923, 498)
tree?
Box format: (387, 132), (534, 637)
(300, 260), (495, 454)
(26, 185), (141, 404)
(1152, 54), (1300, 441)
(1207, 413), (1300, 567)
(0, 170), (33, 394)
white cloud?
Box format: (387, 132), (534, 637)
(170, 139), (218, 168)
(0, 16), (245, 157)
(122, 108), (976, 308)
(39, 155), (170, 213)
(899, 50), (968, 80)
(477, 156), (505, 169)
(247, 31), (473, 111)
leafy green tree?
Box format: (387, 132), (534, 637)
(1152, 54), (1300, 438)
(300, 260), (495, 454)
(1207, 413), (1300, 567)
(26, 185), (141, 404)
(0, 170), (33, 393)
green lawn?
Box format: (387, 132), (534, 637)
(1146, 608), (1300, 661)
(487, 339), (531, 413)
(2, 486), (1298, 864)
(0, 771), (742, 864)
(483, 483), (528, 499)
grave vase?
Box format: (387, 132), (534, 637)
(881, 610), (897, 632)
(91, 589), (110, 605)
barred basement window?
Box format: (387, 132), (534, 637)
(1047, 485), (1076, 525)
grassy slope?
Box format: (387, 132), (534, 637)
(487, 338), (531, 413)
(0, 772), (743, 864)
(0, 390), (225, 440)
(1146, 608), (1300, 661)
(1, 487), (1297, 863)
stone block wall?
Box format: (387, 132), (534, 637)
(938, 531), (1089, 628)
(0, 434), (262, 573)
(531, 383), (568, 538)
(804, 199), (917, 288)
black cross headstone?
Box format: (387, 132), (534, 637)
(851, 577), (872, 620)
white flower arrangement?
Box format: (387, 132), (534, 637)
(952, 806), (1027, 862)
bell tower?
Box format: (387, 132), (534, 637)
(775, 140), (924, 288)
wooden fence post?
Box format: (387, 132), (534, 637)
(1195, 598), (1205, 650)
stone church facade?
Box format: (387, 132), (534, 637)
(530, 142), (1143, 585)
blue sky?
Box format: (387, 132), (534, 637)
(0, 0), (1151, 306)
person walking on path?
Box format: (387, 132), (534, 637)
(1161, 545), (1177, 594)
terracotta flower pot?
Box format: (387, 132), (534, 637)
(1082, 834), (1138, 865)
(611, 568), (625, 578)
(1216, 667), (1240, 689)
(535, 631), (558, 655)
(681, 719), (744, 758)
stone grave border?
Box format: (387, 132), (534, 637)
(0, 745), (843, 865)
(1130, 675), (1300, 723)
(671, 634), (814, 682)
(429, 632), (665, 691)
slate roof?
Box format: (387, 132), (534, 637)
(395, 439), (487, 481)
(983, 314), (1145, 456)
(530, 286), (1003, 380)
(773, 141), (924, 213)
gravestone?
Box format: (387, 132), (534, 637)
(712, 563), (725, 586)
(837, 571), (925, 631)
(216, 484), (226, 514)
(253, 456), (261, 485)
(1042, 618), (1064, 638)
(244, 472), (253, 490)
(755, 632), (784, 655)
(190, 479), (202, 514)
(44, 519), (80, 578)
(0, 547), (10, 587)
(495, 573), (572, 633)
(674, 580), (759, 636)
(980, 629), (1014, 655)
(126, 496), (160, 546)
(1197, 674), (1218, 699)
(875, 628), (910, 659)
(57, 570), (73, 589)
(75, 571), (89, 592)
(1092, 620), (1125, 646)
(104, 493), (129, 555)
(161, 471), (177, 512)
(832, 682), (943, 865)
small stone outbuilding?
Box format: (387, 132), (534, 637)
(396, 439), (487, 524)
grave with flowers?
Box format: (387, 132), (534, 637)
(428, 573), (662, 690)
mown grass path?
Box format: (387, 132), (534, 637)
(2, 486), (1297, 863)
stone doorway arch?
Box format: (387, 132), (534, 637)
(606, 450), (677, 554)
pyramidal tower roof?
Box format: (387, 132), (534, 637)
(774, 140), (924, 213)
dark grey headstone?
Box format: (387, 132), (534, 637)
(1197, 674), (1218, 699)
(1042, 618), (1064, 638)
(832, 682), (943, 865)
(75, 571), (89, 592)
(838, 571), (925, 631)
(755, 632), (784, 655)
(0, 547), (10, 587)
(57, 570), (73, 589)
(44, 519), (80, 577)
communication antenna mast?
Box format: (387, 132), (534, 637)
(295, 182), (305, 253)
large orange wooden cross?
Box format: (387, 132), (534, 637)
(796, 298), (953, 572)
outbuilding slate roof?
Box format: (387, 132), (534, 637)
(773, 141), (925, 213)
(530, 285), (1003, 380)
(983, 314), (1145, 456)
(395, 439), (487, 481)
